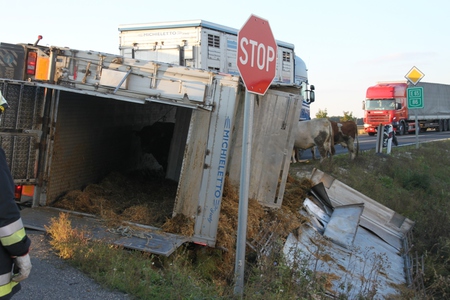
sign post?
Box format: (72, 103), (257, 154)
(405, 66), (425, 149)
(234, 14), (277, 296)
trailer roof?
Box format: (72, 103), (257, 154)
(283, 169), (415, 298)
(118, 19), (295, 50)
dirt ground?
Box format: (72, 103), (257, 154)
(288, 159), (318, 179)
(15, 230), (131, 300)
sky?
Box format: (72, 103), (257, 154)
(2, 0), (449, 118)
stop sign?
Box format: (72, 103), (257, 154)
(237, 15), (278, 95)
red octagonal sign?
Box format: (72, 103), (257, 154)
(237, 15), (278, 95)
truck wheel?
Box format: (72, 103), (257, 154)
(438, 120), (444, 132)
(397, 122), (405, 135)
(368, 132), (375, 136)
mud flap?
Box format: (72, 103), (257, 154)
(20, 207), (189, 256)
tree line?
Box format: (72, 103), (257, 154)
(315, 108), (363, 125)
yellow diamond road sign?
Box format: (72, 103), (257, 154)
(405, 66), (425, 85)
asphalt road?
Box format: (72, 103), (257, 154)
(12, 230), (131, 300)
(301, 130), (450, 159)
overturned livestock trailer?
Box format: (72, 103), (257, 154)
(0, 40), (302, 255)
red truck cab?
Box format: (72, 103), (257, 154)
(363, 82), (408, 135)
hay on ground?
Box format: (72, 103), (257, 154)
(52, 170), (313, 282)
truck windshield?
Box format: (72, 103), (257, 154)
(365, 99), (395, 110)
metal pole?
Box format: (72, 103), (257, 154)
(386, 125), (392, 154)
(375, 124), (383, 153)
(415, 110), (419, 149)
(234, 90), (254, 297)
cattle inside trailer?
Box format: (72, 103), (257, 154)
(0, 41), (302, 255)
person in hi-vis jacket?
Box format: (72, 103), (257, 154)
(0, 91), (32, 299)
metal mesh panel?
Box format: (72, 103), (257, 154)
(0, 82), (45, 181)
(2, 83), (45, 130)
(0, 135), (37, 180)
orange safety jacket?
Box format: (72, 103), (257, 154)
(0, 148), (31, 299)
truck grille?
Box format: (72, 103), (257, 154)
(367, 115), (390, 123)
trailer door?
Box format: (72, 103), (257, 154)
(0, 81), (47, 186)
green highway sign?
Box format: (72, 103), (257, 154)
(407, 87), (424, 109)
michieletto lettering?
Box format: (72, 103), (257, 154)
(207, 117), (231, 223)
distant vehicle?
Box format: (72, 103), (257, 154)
(118, 19), (315, 120)
(362, 81), (450, 135)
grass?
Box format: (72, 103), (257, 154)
(44, 139), (450, 299)
(46, 213), (222, 299)
(314, 140), (450, 299)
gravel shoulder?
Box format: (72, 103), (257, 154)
(13, 230), (131, 300)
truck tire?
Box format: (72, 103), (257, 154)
(368, 132), (375, 136)
(397, 122), (405, 135)
(438, 120), (444, 132)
